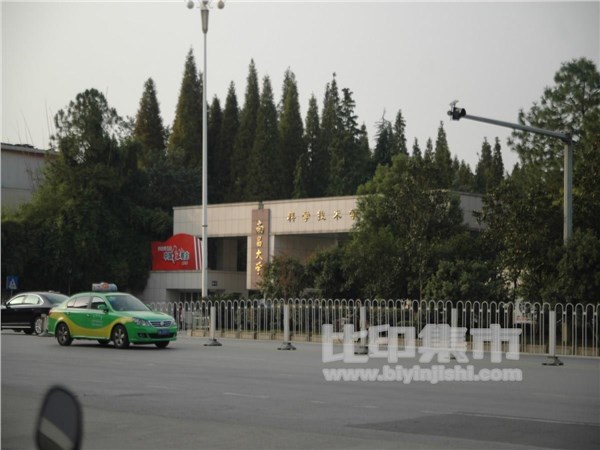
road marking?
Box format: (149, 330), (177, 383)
(456, 411), (599, 427)
(310, 400), (326, 404)
(352, 405), (378, 409)
(223, 392), (270, 399)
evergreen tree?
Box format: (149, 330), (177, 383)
(133, 78), (166, 169)
(454, 159), (475, 192)
(207, 96), (223, 203)
(491, 137), (505, 187)
(21, 89), (169, 293)
(328, 87), (370, 196)
(412, 138), (422, 160)
(392, 109), (408, 156)
(373, 113), (394, 167)
(279, 69), (305, 198)
(424, 138), (434, 163)
(232, 60), (260, 201)
(294, 95), (323, 198)
(247, 76), (282, 200)
(167, 49), (203, 168)
(434, 121), (453, 188)
(475, 138), (494, 193)
(220, 82), (240, 202)
(319, 74), (341, 195)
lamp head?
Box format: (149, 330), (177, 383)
(217, 0), (225, 9)
(187, 0), (194, 9)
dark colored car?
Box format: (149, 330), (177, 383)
(1, 292), (68, 335)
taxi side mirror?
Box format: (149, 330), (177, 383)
(98, 304), (108, 313)
(36, 386), (83, 450)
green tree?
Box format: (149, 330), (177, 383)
(247, 76), (282, 200)
(294, 95), (323, 198)
(318, 74), (341, 195)
(373, 113), (395, 167)
(167, 49), (203, 168)
(474, 138), (494, 193)
(306, 246), (358, 299)
(328, 87), (371, 196)
(392, 110), (408, 156)
(347, 154), (465, 299)
(279, 69), (306, 199)
(483, 58), (600, 303)
(13, 89), (169, 293)
(133, 78), (166, 169)
(258, 255), (307, 299)
(453, 158), (475, 192)
(434, 121), (453, 188)
(220, 82), (240, 202)
(207, 96), (224, 203)
(412, 138), (422, 160)
(491, 137), (504, 187)
(232, 60), (260, 201)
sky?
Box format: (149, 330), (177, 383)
(2, 1), (599, 172)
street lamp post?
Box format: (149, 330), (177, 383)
(448, 102), (573, 245)
(187, 0), (225, 299)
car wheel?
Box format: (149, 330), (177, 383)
(56, 323), (73, 346)
(112, 325), (129, 349)
(97, 340), (110, 346)
(155, 341), (169, 349)
(34, 316), (44, 335)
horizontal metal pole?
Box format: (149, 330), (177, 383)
(464, 114), (571, 143)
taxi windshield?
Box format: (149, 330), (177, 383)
(106, 294), (150, 312)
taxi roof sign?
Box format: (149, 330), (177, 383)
(92, 282), (118, 292)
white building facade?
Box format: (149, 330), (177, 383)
(141, 193), (483, 303)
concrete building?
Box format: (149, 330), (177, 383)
(141, 192), (483, 303)
(1, 143), (53, 209)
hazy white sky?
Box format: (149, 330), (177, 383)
(2, 1), (599, 172)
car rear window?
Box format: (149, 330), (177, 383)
(46, 293), (68, 304)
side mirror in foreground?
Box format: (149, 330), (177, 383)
(36, 386), (83, 450)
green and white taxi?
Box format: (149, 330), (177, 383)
(48, 283), (177, 349)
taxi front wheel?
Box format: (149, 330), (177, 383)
(56, 323), (73, 346)
(112, 325), (130, 349)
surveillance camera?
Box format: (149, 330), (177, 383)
(187, 0), (194, 9)
(217, 0), (225, 9)
(448, 106), (466, 121)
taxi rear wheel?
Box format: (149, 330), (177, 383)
(112, 325), (129, 349)
(56, 323), (73, 346)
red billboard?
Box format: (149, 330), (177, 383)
(151, 234), (201, 271)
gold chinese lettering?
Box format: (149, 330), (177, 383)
(302, 211), (311, 222)
(317, 210), (326, 221)
(255, 220), (265, 234)
(349, 209), (357, 220)
(287, 212), (296, 223)
(333, 210), (342, 220)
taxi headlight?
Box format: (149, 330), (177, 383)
(132, 318), (151, 327)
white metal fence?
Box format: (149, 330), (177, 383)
(148, 299), (600, 357)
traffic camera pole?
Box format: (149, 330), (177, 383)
(448, 104), (573, 245)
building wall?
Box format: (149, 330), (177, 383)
(142, 192), (483, 302)
(1, 143), (52, 209)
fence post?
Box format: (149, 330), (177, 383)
(278, 302), (296, 350)
(355, 305), (368, 355)
(450, 307), (458, 360)
(39, 314), (50, 337)
(543, 310), (563, 366)
(204, 305), (222, 347)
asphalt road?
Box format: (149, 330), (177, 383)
(2, 331), (599, 449)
